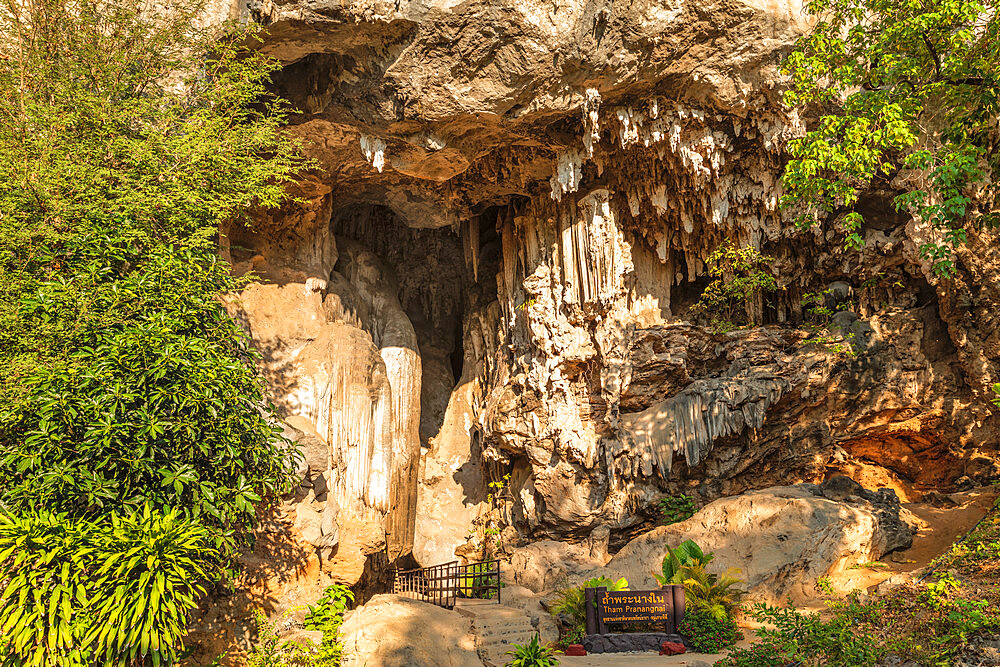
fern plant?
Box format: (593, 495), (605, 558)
(677, 562), (746, 621)
(505, 634), (559, 667)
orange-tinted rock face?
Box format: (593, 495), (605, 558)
(200, 0), (998, 615)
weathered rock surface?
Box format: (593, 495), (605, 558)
(216, 0), (996, 598)
(552, 484), (918, 604)
(339, 595), (483, 666)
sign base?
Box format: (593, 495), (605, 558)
(582, 632), (687, 654)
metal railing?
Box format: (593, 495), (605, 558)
(393, 559), (501, 608)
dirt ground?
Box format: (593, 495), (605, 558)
(827, 487), (998, 597)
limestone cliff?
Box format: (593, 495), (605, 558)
(216, 0), (999, 572)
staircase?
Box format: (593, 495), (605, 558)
(456, 601), (536, 667)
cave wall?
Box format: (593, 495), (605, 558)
(212, 0), (1000, 565)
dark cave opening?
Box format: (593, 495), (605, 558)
(449, 317), (465, 383)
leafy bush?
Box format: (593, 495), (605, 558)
(0, 0), (308, 663)
(551, 576), (629, 633)
(247, 609), (316, 667)
(0, 507), (215, 667)
(678, 609), (742, 654)
(653, 539), (714, 585)
(1, 236), (299, 552)
(0, 0), (305, 551)
(246, 584), (354, 667)
(748, 598), (882, 666)
(690, 240), (778, 331)
(303, 584), (355, 666)
(713, 641), (785, 667)
(505, 634), (559, 667)
(658, 494), (696, 525)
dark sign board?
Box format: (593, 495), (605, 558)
(585, 585), (685, 636)
(598, 589), (673, 623)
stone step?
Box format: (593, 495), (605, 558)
(477, 633), (536, 647)
(474, 626), (535, 638)
(472, 620), (534, 632)
(458, 603), (539, 667)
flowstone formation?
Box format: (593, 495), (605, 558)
(213, 0), (999, 581)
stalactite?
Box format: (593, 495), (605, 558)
(309, 329), (394, 518)
(582, 88), (601, 158)
(360, 134), (386, 173)
(614, 377), (789, 479)
(549, 148), (586, 201)
(463, 217), (480, 283)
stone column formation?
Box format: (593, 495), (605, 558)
(232, 232), (421, 558)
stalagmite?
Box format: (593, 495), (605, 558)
(333, 238), (423, 555)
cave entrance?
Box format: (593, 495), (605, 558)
(330, 204), (469, 447)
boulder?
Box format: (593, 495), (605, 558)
(507, 538), (610, 594)
(579, 484), (919, 604)
(339, 595), (483, 667)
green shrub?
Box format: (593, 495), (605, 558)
(0, 0), (306, 553)
(690, 240), (779, 331)
(246, 584), (354, 667)
(678, 563), (746, 621)
(504, 634), (559, 667)
(1, 237), (299, 553)
(678, 610), (742, 654)
(746, 598), (881, 667)
(712, 641), (785, 667)
(247, 609), (316, 667)
(0, 507), (215, 667)
(658, 494), (697, 525)
(653, 539), (714, 586)
(303, 584), (355, 666)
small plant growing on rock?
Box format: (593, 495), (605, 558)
(658, 494), (697, 525)
(678, 609), (742, 653)
(690, 239), (779, 331)
(505, 634), (559, 667)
